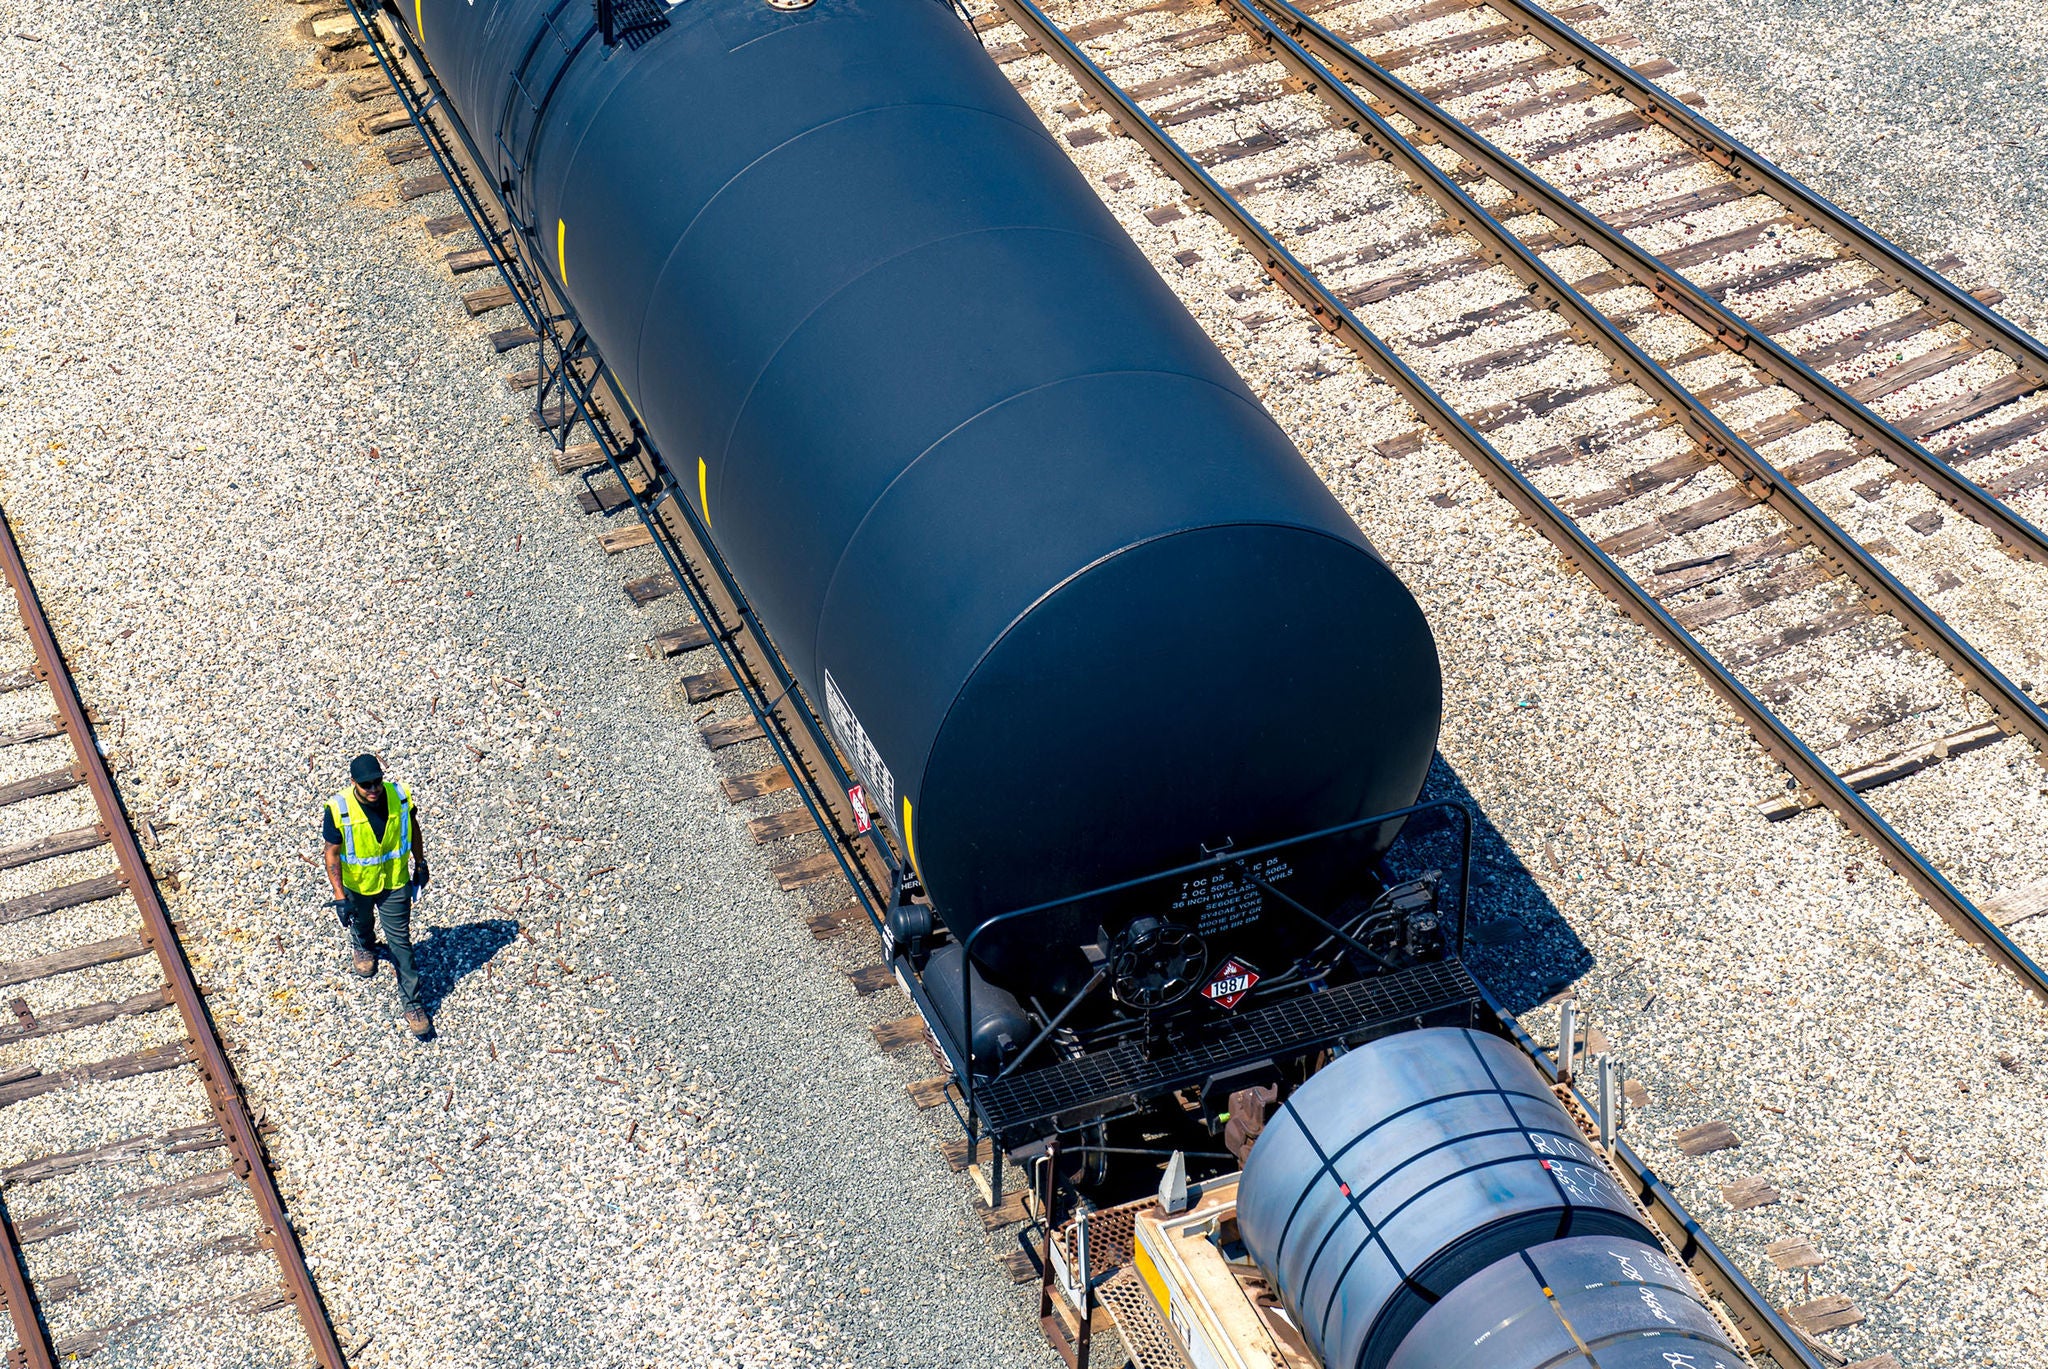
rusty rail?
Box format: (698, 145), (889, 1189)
(0, 510), (348, 1369)
(0, 1200), (53, 1369)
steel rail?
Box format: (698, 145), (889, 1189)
(346, 0), (903, 928)
(0, 1202), (55, 1369)
(1244, 0), (2048, 571)
(0, 510), (349, 1369)
(980, 0), (2048, 1011)
(1473, 0), (2048, 389)
(1200, 0), (2048, 769)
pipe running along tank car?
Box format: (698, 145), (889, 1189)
(397, 0), (1442, 1023)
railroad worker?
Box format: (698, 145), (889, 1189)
(322, 753), (434, 1040)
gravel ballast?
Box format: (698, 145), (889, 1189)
(0, 3), (1051, 1366)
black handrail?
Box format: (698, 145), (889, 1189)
(955, 796), (1474, 1131)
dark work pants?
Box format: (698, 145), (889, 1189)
(346, 883), (421, 1012)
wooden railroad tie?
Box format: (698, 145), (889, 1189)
(0, 1041), (196, 1108)
(677, 669), (735, 706)
(0, 988), (172, 1048)
(1766, 1237), (1826, 1270)
(720, 766), (792, 802)
(382, 140), (429, 166)
(507, 368), (540, 392)
(554, 442), (606, 475)
(625, 574), (678, 606)
(445, 246), (494, 275)
(0, 872), (128, 928)
(1784, 1294), (1865, 1336)
(576, 484), (628, 515)
(870, 1014), (925, 1052)
(398, 172), (451, 201)
(0, 767), (84, 809)
(488, 325), (538, 353)
(0, 1120), (229, 1187)
(0, 715), (64, 747)
(981, 1190), (1031, 1230)
(767, 850), (841, 893)
(462, 283), (515, 317)
(359, 110), (411, 137)
(807, 904), (859, 940)
(600, 525), (653, 555)
(578, 472), (652, 513)
(906, 1076), (956, 1111)
(1985, 875), (2048, 929)
(0, 935), (153, 990)
(1718, 1176), (1780, 1211)
(1672, 1120), (1740, 1156)
(700, 715), (763, 750)
(0, 825), (111, 875)
(646, 622), (710, 656)
(940, 1134), (991, 1172)
(746, 809), (815, 844)
(845, 965), (893, 996)
(994, 1246), (1039, 1285)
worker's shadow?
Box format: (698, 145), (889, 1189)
(409, 918), (519, 1016)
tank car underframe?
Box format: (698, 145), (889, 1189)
(338, 7), (1822, 1365)
(912, 802), (1482, 1160)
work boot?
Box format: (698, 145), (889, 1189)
(350, 946), (377, 978)
(404, 1008), (433, 1040)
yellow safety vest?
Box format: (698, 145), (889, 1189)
(327, 781), (414, 895)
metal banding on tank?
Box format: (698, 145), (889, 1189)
(395, 0), (1442, 1005)
(1384, 1235), (1745, 1369)
(1235, 1028), (1653, 1369)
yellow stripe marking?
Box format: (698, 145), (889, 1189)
(901, 797), (921, 880)
(1133, 1239), (1170, 1319)
(697, 458), (711, 526)
(413, 0), (423, 42)
(556, 218), (568, 286)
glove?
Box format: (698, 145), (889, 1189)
(330, 897), (351, 928)
(414, 864), (431, 891)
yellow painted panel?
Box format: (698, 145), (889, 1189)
(901, 797), (921, 879)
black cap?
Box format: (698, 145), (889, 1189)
(349, 754), (384, 784)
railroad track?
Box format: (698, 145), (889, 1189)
(971, 0), (2048, 1002)
(0, 514), (344, 1367)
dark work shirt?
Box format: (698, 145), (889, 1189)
(322, 789), (393, 846)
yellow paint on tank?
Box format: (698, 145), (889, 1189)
(901, 797), (921, 880)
